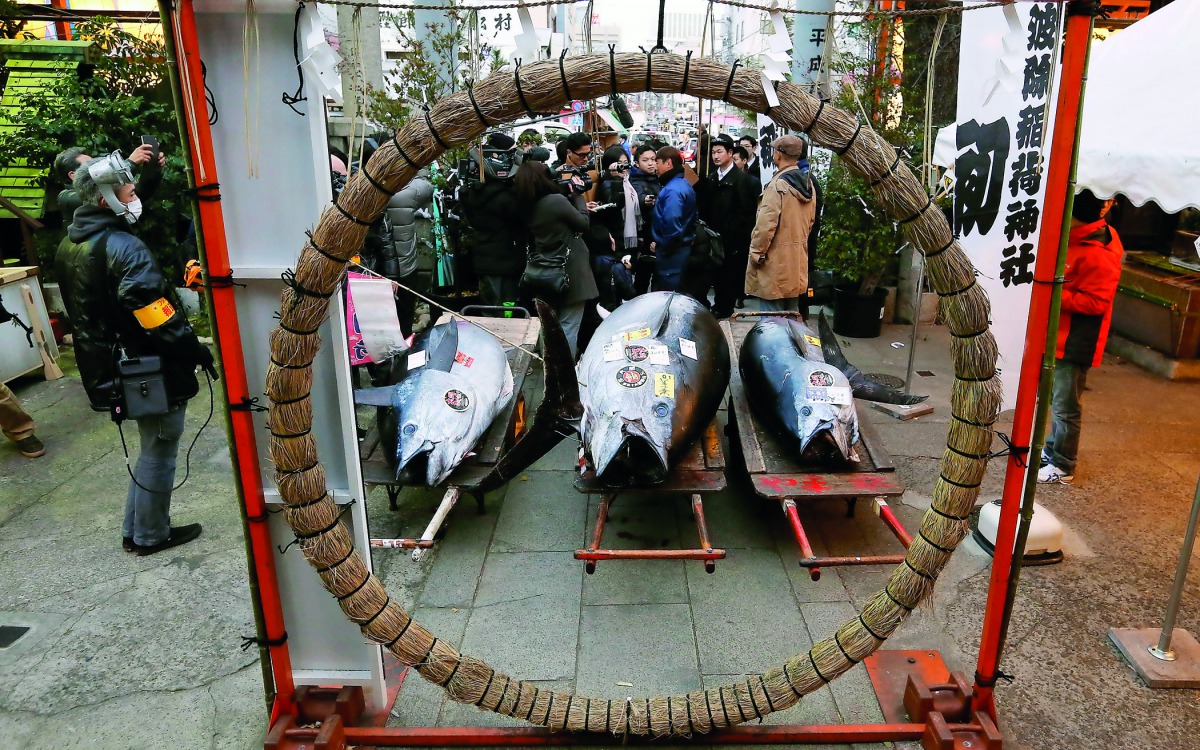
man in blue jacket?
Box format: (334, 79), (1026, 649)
(650, 146), (696, 292)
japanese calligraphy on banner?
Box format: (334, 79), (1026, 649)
(790, 0), (835, 87)
(952, 2), (1063, 410)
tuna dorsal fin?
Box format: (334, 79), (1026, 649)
(817, 312), (928, 405)
(422, 320), (460, 372)
(650, 292), (677, 339)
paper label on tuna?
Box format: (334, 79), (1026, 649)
(408, 350), (427, 369)
(624, 327), (652, 341)
(616, 366), (648, 388)
(454, 351), (474, 368)
(648, 344), (669, 365)
(603, 342), (623, 362)
(804, 334), (821, 348)
(806, 385), (851, 405)
(679, 338), (698, 359)
(654, 372), (675, 398)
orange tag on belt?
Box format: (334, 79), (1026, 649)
(133, 297), (176, 329)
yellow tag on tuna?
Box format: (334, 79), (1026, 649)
(654, 372), (675, 398)
(624, 327), (652, 341)
(133, 297), (177, 329)
(804, 334), (821, 347)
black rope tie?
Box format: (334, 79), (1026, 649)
(722, 60), (741, 101)
(424, 107), (450, 150)
(514, 61), (537, 118)
(808, 651), (831, 684)
(360, 165), (390, 195)
(333, 201), (373, 227)
(952, 411), (998, 428)
(271, 392), (311, 406)
(941, 277), (978, 298)
(496, 675), (512, 710)
(950, 327), (990, 339)
(285, 491), (329, 513)
(281, 269), (334, 299)
(583, 696), (591, 731)
(558, 50), (572, 101)
(316, 546), (355, 574)
(782, 662), (803, 699)
(940, 473), (983, 489)
(667, 696), (674, 734)
(385, 612), (416, 649)
(334, 573), (370, 602)
(992, 432), (1030, 467)
(884, 583), (915, 612)
(305, 232), (345, 264)
(745, 682), (763, 720)
(466, 84), (490, 127)
(276, 319), (321, 336)
(524, 689), (537, 722)
(898, 194), (934, 224)
(930, 504), (972, 522)
(204, 274), (246, 289)
(955, 372), (996, 382)
(278, 458), (320, 476)
(803, 99), (827, 133)
(834, 631), (860, 664)
(718, 687), (731, 726)
(834, 123), (863, 156)
(270, 427), (311, 439)
(732, 688), (750, 723)
(760, 675), (776, 712)
(270, 357), (312, 371)
(924, 236), (956, 259)
(947, 443), (990, 461)
(681, 50), (692, 94)
(918, 529), (955, 554)
(645, 51), (653, 91)
(645, 698), (652, 731)
(564, 695), (574, 731)
(703, 686), (716, 728)
(417, 638), (439, 669)
(359, 595), (391, 629)
(608, 44), (618, 97)
(904, 558), (937, 581)
(440, 656), (462, 687)
(974, 668), (1017, 689)
(230, 397), (268, 413)
(185, 182), (222, 202)
(390, 134), (418, 169)
(858, 613), (887, 641)
(544, 692), (555, 727)
(474, 669), (496, 705)
(869, 154), (903, 187)
(241, 631), (288, 651)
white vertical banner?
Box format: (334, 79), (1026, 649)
(757, 113), (779, 186)
(952, 2), (1063, 410)
(790, 0), (835, 87)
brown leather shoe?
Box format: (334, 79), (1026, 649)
(15, 435), (45, 458)
(133, 524), (203, 556)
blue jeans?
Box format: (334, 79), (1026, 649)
(124, 404), (188, 546)
(747, 296), (801, 313)
(1044, 359), (1087, 474)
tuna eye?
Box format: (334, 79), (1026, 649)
(653, 403), (669, 417)
(402, 423), (417, 436)
(800, 406), (813, 417)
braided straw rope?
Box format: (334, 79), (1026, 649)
(266, 52), (1001, 736)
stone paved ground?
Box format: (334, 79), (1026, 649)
(2, 325), (1199, 749)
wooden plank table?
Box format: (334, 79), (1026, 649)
(359, 313), (540, 560)
(721, 317), (910, 581)
(574, 420), (728, 574)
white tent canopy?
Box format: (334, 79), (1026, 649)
(1077, 0), (1200, 213)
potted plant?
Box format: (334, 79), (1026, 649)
(813, 158), (903, 338)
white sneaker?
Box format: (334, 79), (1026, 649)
(1038, 464), (1073, 484)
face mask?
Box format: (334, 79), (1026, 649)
(121, 197), (143, 224)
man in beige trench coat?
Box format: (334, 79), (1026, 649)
(744, 135), (818, 313)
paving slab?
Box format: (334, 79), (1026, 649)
(580, 496), (689, 605)
(491, 470), (587, 553)
(576, 603), (699, 698)
(415, 492), (502, 609)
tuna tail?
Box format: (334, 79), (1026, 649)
(475, 299), (583, 493)
(817, 313), (929, 406)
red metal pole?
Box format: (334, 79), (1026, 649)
(875, 499), (913, 547)
(972, 3), (1094, 714)
(338, 723), (935, 745)
(166, 0), (296, 720)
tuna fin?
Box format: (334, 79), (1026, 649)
(817, 313), (929, 405)
(475, 299), (582, 493)
(650, 292), (677, 338)
(422, 320), (460, 372)
(353, 386), (395, 406)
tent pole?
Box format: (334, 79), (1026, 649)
(972, 1), (1098, 715)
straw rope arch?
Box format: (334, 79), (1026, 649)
(266, 51), (1001, 737)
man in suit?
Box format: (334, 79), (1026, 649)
(739, 134), (762, 183)
(699, 135), (761, 317)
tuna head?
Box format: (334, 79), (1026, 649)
(385, 370), (479, 486)
(791, 362), (861, 464)
(580, 359), (674, 486)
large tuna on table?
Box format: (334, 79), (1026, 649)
(355, 320), (514, 486)
(476, 293), (730, 490)
(739, 314), (926, 465)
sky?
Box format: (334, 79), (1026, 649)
(578, 0), (719, 51)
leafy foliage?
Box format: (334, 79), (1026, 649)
(0, 19), (189, 281)
(813, 150), (901, 289)
(0, 0), (29, 39)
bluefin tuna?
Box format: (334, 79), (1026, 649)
(356, 320), (514, 486)
(739, 314), (926, 464)
(477, 293), (729, 490)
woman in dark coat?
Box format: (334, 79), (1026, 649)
(628, 145), (662, 295)
(513, 161), (598, 357)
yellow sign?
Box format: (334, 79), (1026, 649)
(654, 372), (675, 398)
(804, 334), (821, 347)
(624, 327), (652, 341)
(133, 297), (177, 329)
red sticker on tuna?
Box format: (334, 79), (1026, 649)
(444, 389), (470, 411)
(616, 366), (648, 388)
(809, 370), (835, 387)
(455, 351), (474, 367)
(625, 344), (649, 362)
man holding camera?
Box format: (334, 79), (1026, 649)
(56, 152), (215, 556)
(55, 141), (165, 224)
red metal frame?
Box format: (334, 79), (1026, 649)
(971, 3), (1094, 716)
(782, 497), (912, 581)
(168, 0), (295, 721)
(575, 493), (726, 574)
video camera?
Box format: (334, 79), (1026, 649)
(458, 147), (518, 184)
(556, 164), (594, 195)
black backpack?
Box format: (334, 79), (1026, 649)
(689, 219), (725, 272)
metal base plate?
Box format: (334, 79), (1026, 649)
(871, 401), (935, 421)
(864, 649), (951, 724)
(1109, 628), (1200, 688)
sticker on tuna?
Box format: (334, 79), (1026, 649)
(647, 344), (669, 365)
(444, 389), (470, 411)
(603, 342), (623, 362)
(623, 327), (652, 341)
(454, 351), (474, 367)
(654, 372), (675, 398)
(679, 338), (698, 360)
(625, 344), (649, 362)
(809, 370), (835, 387)
(616, 366), (648, 388)
(408, 350), (427, 369)
(804, 334), (821, 348)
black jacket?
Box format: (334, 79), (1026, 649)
(698, 165), (761, 250)
(628, 167), (661, 246)
(56, 205), (209, 410)
(460, 180), (526, 276)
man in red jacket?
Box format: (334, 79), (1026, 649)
(1040, 190), (1124, 484)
